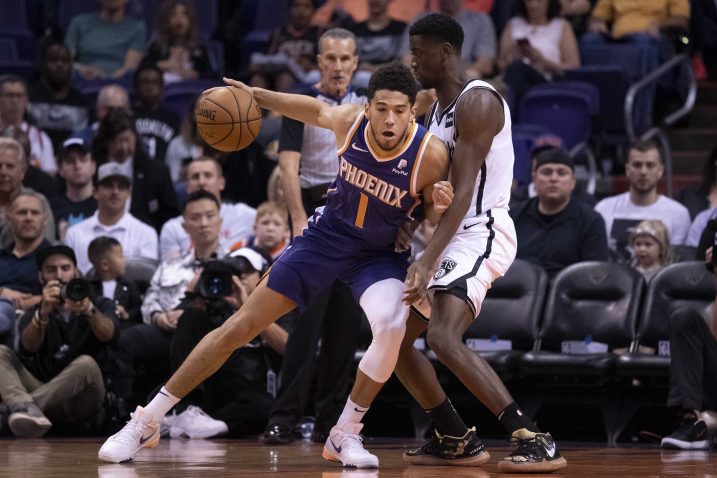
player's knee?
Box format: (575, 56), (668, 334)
(370, 311), (407, 345)
(426, 327), (462, 361)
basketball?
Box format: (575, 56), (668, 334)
(195, 86), (262, 152)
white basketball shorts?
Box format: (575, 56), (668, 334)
(427, 207), (517, 318)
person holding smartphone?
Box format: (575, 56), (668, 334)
(497, 0), (580, 115)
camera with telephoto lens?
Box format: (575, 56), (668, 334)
(61, 278), (91, 301)
(197, 260), (236, 299)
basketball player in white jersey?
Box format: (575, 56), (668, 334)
(395, 13), (567, 473)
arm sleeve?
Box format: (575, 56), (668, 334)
(278, 116), (305, 153)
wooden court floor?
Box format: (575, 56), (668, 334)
(1, 437), (715, 478)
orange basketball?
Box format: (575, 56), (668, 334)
(195, 86), (262, 152)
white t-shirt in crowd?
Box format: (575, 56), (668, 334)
(159, 202), (257, 261)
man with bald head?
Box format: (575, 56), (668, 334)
(72, 84), (131, 145)
(159, 157), (256, 260)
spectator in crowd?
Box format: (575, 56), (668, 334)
(159, 156), (256, 261)
(131, 65), (180, 163)
(0, 245), (117, 438)
(65, 162), (159, 275)
(5, 126), (60, 204)
(113, 190), (225, 424)
(165, 95), (206, 189)
(92, 109), (179, 231)
(165, 247), (290, 438)
(595, 140), (691, 260)
(28, 39), (91, 152)
(690, 0), (717, 79)
(510, 135), (597, 211)
(660, 247), (717, 450)
(249, 0), (321, 93)
(402, 0), (497, 79)
(311, 0), (425, 26)
(560, 0), (596, 36)
(262, 28), (364, 445)
(65, 0), (146, 79)
(585, 0), (689, 75)
(512, 148), (608, 278)
(349, 0), (407, 88)
(87, 236), (142, 329)
(0, 193), (51, 347)
(0, 138), (56, 249)
(497, 0), (580, 110)
(73, 84), (131, 146)
(142, 0), (214, 83)
(229, 201), (290, 260)
(687, 207), (717, 248)
(52, 138), (97, 242)
(677, 146), (717, 220)
(0, 75), (56, 175)
(629, 219), (672, 281)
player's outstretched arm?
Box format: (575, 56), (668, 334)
(404, 89), (504, 303)
(221, 77), (361, 137)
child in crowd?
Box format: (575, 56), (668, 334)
(629, 220), (673, 282)
(88, 236), (142, 329)
(230, 201), (290, 260)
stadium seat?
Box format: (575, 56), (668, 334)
(511, 123), (553, 186)
(672, 245), (697, 262)
(162, 79), (223, 120)
(0, 30), (36, 62)
(123, 258), (160, 296)
(0, 0), (28, 31)
(520, 89), (593, 152)
(0, 39), (18, 62)
(462, 259), (548, 381)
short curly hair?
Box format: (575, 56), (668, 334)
(408, 13), (464, 51)
(367, 62), (418, 105)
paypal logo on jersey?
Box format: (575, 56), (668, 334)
(392, 159), (409, 176)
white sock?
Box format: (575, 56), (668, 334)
(336, 398), (369, 429)
(144, 387), (180, 421)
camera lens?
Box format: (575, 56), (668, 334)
(63, 278), (90, 301)
(208, 276), (223, 296)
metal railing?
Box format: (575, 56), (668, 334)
(624, 53), (698, 197)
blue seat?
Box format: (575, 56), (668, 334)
(0, 39), (18, 62)
(520, 89), (592, 152)
(0, 61), (35, 80)
(0, 30), (36, 62)
(511, 123), (553, 186)
(0, 0), (28, 31)
(531, 81), (600, 115)
(162, 79), (223, 119)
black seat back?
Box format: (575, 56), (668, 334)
(538, 262), (644, 352)
(124, 258), (159, 296)
(464, 259), (548, 351)
(637, 261), (716, 350)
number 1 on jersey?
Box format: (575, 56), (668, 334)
(355, 193), (368, 228)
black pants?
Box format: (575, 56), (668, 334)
(268, 281), (363, 435)
(112, 323), (173, 402)
(667, 307), (717, 411)
(171, 308), (274, 437)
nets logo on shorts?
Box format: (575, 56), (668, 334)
(434, 259), (457, 280)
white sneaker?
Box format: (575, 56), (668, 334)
(322, 423), (379, 469)
(169, 405), (228, 439)
(98, 406), (161, 463)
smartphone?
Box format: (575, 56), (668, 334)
(517, 38), (531, 49)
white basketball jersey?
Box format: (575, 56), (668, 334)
(426, 80), (514, 221)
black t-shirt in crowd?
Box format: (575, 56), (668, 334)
(51, 194), (98, 237)
(27, 81), (91, 153)
(133, 106), (180, 163)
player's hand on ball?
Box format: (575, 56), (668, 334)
(432, 181), (454, 211)
(223, 77), (254, 95)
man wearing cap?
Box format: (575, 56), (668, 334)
(168, 245), (290, 438)
(52, 138), (97, 242)
(64, 161), (158, 275)
(0, 192), (51, 346)
(0, 244), (117, 437)
(0, 137), (56, 249)
(511, 148), (609, 277)
(112, 190), (230, 438)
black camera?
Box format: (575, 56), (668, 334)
(61, 278), (90, 301)
(197, 260), (235, 299)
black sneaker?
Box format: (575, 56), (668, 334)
(261, 423), (294, 445)
(661, 413), (709, 450)
(403, 426), (490, 466)
(497, 430), (567, 473)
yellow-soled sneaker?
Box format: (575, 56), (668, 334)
(98, 406), (161, 463)
(322, 423), (379, 469)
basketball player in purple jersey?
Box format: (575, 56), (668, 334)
(98, 63), (453, 469)
(394, 14), (567, 473)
